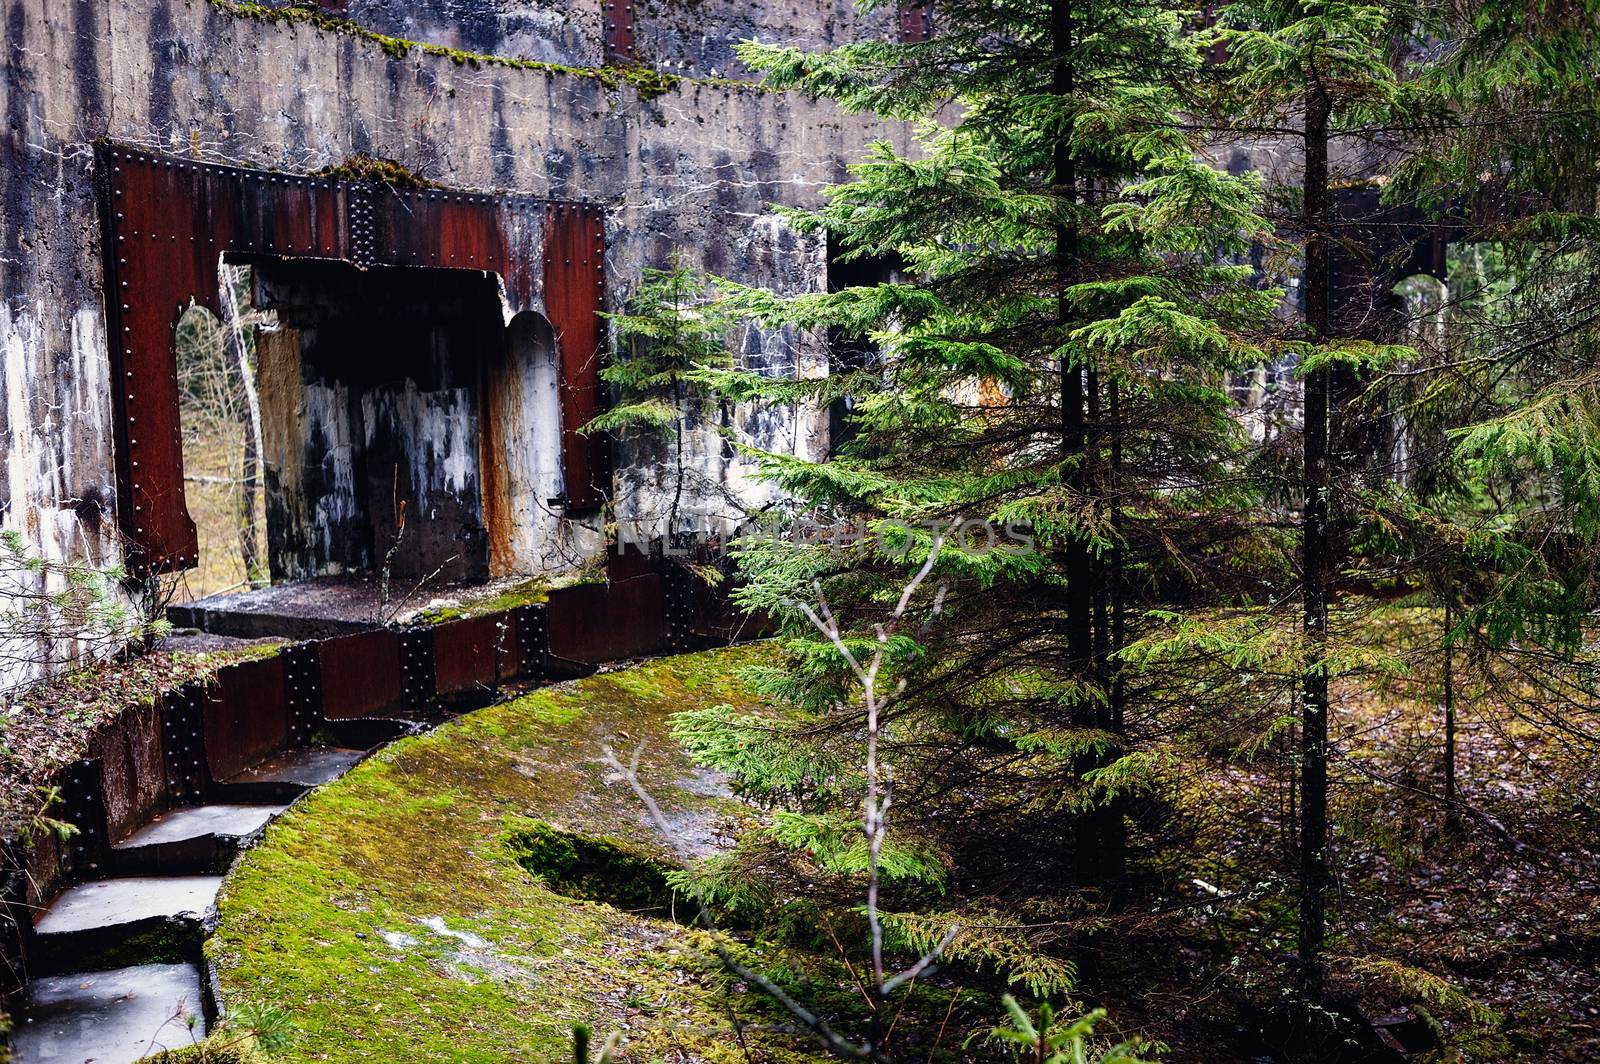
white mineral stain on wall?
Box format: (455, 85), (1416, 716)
(360, 381), (478, 501)
(1, 302), (132, 691)
(302, 380), (362, 571)
(65, 306), (114, 518)
(492, 313), (568, 572)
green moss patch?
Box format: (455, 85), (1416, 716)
(208, 644), (834, 1062)
(313, 153), (436, 189)
(505, 819), (678, 917)
(413, 578), (550, 626)
(206, 0), (753, 100)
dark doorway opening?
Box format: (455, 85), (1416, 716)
(170, 259), (564, 639)
(251, 259), (503, 587)
(825, 234), (902, 454)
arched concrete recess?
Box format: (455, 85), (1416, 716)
(483, 311), (566, 576)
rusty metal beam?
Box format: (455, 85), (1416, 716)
(544, 204), (611, 511)
(897, 2), (932, 42)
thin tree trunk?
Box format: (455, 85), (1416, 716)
(1298, 71), (1333, 1006)
(1103, 376), (1126, 880)
(220, 266), (265, 586)
(1443, 600), (1459, 833)
(1053, 0), (1098, 890)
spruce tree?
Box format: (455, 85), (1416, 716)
(1202, 0), (1410, 1006)
(585, 262), (737, 542)
(677, 0), (1283, 1006)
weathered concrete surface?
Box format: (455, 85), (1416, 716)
(33, 876), (223, 937)
(243, 0), (898, 80)
(168, 574), (388, 638)
(11, 961), (207, 1064)
(221, 746), (362, 787)
(1, 0), (910, 684)
(112, 803), (284, 848)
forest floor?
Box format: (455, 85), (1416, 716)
(12, 608), (1592, 1061)
(201, 616), (1597, 1063)
(174, 428), (267, 604)
(1098, 608), (1600, 1062)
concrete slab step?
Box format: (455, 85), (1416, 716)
(114, 804), (284, 849)
(30, 876), (223, 974)
(35, 876), (224, 938)
(108, 804), (287, 875)
(217, 745), (363, 795)
(10, 962), (208, 1063)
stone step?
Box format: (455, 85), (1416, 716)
(115, 804), (284, 848)
(30, 876), (224, 975)
(108, 804), (287, 875)
(10, 962), (208, 1063)
(212, 745), (364, 802)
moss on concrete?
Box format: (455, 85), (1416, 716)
(208, 644), (837, 1062)
(313, 153), (437, 189)
(206, 0), (751, 101)
(413, 578), (551, 626)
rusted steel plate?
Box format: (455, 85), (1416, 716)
(317, 628), (404, 720)
(432, 613), (512, 696)
(546, 573), (667, 664)
(544, 204), (610, 511)
(85, 702), (166, 843)
(161, 683), (212, 807)
(21, 829), (64, 911)
(398, 627), (437, 715)
(96, 144), (608, 572)
(604, 0), (634, 57)
(898, 2), (932, 42)
(202, 655), (291, 781)
(510, 604), (549, 679)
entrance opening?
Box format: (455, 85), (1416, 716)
(171, 259), (562, 638)
(253, 259), (500, 587)
(824, 234), (901, 454)
(174, 282), (270, 602)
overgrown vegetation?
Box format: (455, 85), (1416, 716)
(506, 819), (678, 917)
(312, 154), (437, 189)
(605, 0), (1600, 1060)
(209, 646), (956, 1062)
(585, 262), (739, 541)
(0, 640), (281, 837)
(0, 529), (164, 691)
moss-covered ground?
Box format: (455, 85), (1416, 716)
(208, 644), (838, 1062)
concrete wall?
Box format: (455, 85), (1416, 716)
(0, 0), (912, 685)
(245, 0), (899, 79)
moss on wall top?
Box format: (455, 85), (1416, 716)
(0, 639), (285, 838)
(207, 643), (838, 1062)
(313, 154), (438, 189)
(412, 578), (551, 626)
(208, 0), (754, 102)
